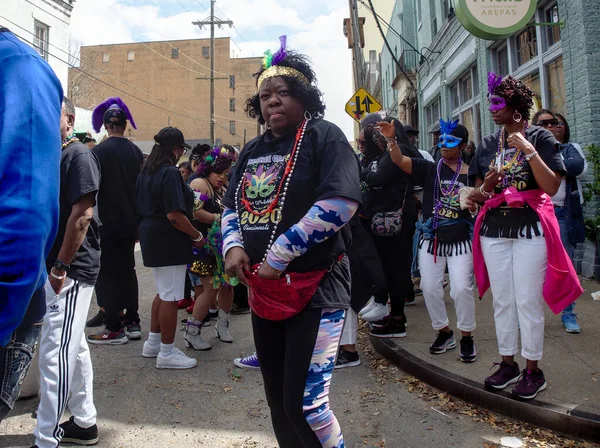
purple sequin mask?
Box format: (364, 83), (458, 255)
(487, 72), (506, 112)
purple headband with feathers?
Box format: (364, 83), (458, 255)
(487, 72), (503, 96)
(196, 146), (235, 176)
(92, 97), (137, 133)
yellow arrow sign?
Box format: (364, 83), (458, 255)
(345, 87), (382, 123)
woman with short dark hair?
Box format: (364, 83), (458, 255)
(137, 127), (204, 370)
(531, 111), (586, 333)
(222, 36), (361, 447)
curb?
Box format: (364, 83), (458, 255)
(370, 336), (600, 443)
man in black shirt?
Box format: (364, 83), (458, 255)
(87, 97), (145, 345)
(34, 98), (101, 447)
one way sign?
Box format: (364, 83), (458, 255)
(345, 87), (382, 123)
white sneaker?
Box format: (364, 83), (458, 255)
(215, 309), (233, 343)
(358, 297), (376, 316)
(361, 302), (390, 322)
(142, 340), (160, 358)
(156, 348), (197, 369)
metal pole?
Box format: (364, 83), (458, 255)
(210, 0), (215, 145)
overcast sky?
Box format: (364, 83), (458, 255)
(69, 0), (356, 140)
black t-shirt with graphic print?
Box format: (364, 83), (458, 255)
(222, 119), (362, 310)
(468, 125), (565, 238)
(411, 158), (472, 223)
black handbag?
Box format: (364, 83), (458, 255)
(370, 188), (408, 237)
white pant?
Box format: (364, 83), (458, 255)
(35, 278), (97, 448)
(418, 246), (476, 332)
(480, 235), (547, 361)
(340, 308), (358, 346)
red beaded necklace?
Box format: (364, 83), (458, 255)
(240, 121), (306, 216)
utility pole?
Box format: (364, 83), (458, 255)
(192, 0), (232, 145)
(348, 0), (365, 89)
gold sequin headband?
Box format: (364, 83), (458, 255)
(257, 65), (310, 88)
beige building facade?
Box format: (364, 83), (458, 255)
(68, 37), (262, 151)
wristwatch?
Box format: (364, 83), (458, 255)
(53, 259), (71, 272)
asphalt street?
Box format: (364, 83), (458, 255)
(1, 248), (517, 448)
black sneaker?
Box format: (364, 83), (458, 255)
(371, 314), (391, 328)
(231, 303), (251, 315)
(335, 348), (361, 369)
(370, 317), (407, 338)
(414, 288), (423, 297)
(86, 310), (105, 328)
(125, 323), (142, 340)
(484, 361), (521, 391)
(59, 416), (99, 445)
(405, 297), (416, 306)
(430, 330), (457, 354)
(459, 336), (477, 363)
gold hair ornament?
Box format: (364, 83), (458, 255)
(257, 65), (309, 89)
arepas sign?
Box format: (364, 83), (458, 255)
(456, 0), (538, 40)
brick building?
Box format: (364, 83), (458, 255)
(68, 37), (262, 150)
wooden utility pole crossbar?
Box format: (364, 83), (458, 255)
(192, 0), (233, 145)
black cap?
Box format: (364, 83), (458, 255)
(360, 113), (383, 130)
(103, 105), (127, 127)
(403, 125), (419, 135)
(154, 127), (191, 149)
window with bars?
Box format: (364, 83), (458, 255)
(516, 27), (538, 67)
(546, 3), (561, 48)
(202, 46), (209, 58)
(229, 75), (235, 89)
(229, 98), (235, 112)
(230, 120), (236, 135)
(33, 20), (49, 61)
(171, 48), (179, 59)
(496, 45), (509, 77)
(448, 66), (481, 145)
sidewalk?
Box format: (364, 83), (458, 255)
(370, 278), (600, 443)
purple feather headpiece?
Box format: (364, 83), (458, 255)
(92, 97), (137, 133)
(440, 118), (459, 135)
(487, 72), (503, 96)
(196, 146), (235, 176)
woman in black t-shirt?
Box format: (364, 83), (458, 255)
(467, 74), (565, 400)
(221, 38), (361, 447)
(184, 147), (235, 350)
(359, 120), (420, 339)
(137, 127), (205, 370)
(384, 119), (478, 363)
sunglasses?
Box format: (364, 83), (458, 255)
(537, 119), (559, 128)
(175, 145), (188, 154)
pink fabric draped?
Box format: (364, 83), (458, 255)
(472, 187), (583, 314)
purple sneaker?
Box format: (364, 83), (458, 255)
(512, 369), (547, 400)
(484, 361), (521, 391)
(233, 352), (260, 370)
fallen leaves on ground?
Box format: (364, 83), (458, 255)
(356, 320), (597, 448)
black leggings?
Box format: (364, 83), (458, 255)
(253, 307), (345, 448)
(371, 226), (414, 318)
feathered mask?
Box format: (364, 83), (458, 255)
(487, 72), (507, 112)
(257, 35), (309, 88)
(438, 118), (463, 149)
(92, 97), (137, 133)
(196, 146), (235, 176)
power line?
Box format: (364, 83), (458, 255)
(366, 0), (415, 89)
(357, 0), (423, 58)
(163, 40), (230, 77)
(3, 15), (254, 133)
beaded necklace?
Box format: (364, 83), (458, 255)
(496, 123), (529, 187)
(235, 119), (309, 274)
(431, 158), (462, 263)
(240, 120), (307, 217)
(61, 134), (79, 149)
